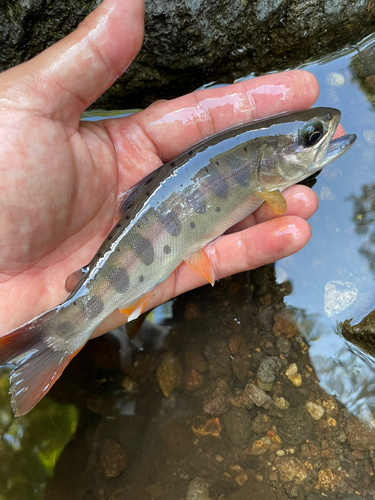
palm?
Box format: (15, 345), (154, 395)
(0, 0), (320, 337)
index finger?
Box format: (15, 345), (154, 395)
(129, 70), (320, 162)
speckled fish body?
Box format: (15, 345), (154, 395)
(0, 107), (356, 415)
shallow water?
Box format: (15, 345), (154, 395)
(2, 34), (375, 500)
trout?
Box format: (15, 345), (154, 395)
(0, 107), (356, 415)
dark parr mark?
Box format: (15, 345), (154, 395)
(186, 190), (206, 214)
(145, 176), (154, 185)
(170, 161), (175, 167)
(139, 275), (144, 282)
(161, 211), (181, 237)
(232, 164), (250, 186)
(190, 221), (195, 229)
(210, 171), (229, 199)
(216, 207), (221, 212)
(164, 245), (171, 254)
(84, 295), (104, 318)
(129, 232), (154, 266)
(109, 267), (130, 293)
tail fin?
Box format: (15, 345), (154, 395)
(0, 312), (84, 416)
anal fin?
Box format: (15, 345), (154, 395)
(257, 189), (287, 215)
(184, 248), (215, 286)
(119, 291), (153, 322)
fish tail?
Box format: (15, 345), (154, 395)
(0, 310), (85, 416)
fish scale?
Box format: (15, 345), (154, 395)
(0, 107), (356, 415)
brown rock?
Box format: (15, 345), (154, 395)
(156, 352), (183, 397)
(315, 468), (340, 491)
(273, 309), (299, 338)
(203, 378), (231, 415)
(99, 439), (127, 478)
(345, 416), (375, 451)
(274, 456), (307, 484)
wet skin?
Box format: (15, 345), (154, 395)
(0, 0), (338, 338)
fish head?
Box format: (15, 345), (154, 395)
(257, 107), (356, 190)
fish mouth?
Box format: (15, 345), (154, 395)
(321, 133), (357, 168)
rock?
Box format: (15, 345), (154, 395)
(273, 310), (299, 338)
(186, 477), (210, 500)
(231, 355), (249, 381)
(203, 340), (231, 378)
(251, 413), (272, 434)
(245, 383), (273, 409)
(246, 436), (272, 455)
(277, 407), (313, 446)
(228, 333), (247, 355)
(156, 352), (183, 397)
(276, 337), (290, 355)
(185, 368), (204, 390)
(315, 468), (340, 491)
(230, 388), (255, 410)
(227, 472), (276, 500)
(203, 378), (231, 415)
(274, 456), (307, 484)
(256, 356), (282, 391)
(99, 439), (127, 478)
(2, 1), (375, 110)
(273, 396), (289, 410)
(222, 407), (253, 447)
(306, 401), (325, 420)
(345, 416), (375, 451)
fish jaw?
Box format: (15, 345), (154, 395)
(321, 133), (357, 168)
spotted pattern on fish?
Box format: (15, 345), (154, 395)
(210, 169), (229, 199)
(190, 221), (195, 229)
(108, 267), (130, 293)
(84, 296), (104, 318)
(163, 245), (171, 254)
(129, 233), (154, 266)
(160, 211), (182, 237)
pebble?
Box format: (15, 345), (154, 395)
(326, 71), (345, 87)
(244, 383), (273, 409)
(184, 368), (203, 390)
(316, 468), (340, 491)
(285, 363), (298, 377)
(324, 281), (358, 317)
(228, 332), (247, 355)
(288, 373), (302, 387)
(251, 413), (272, 434)
(222, 407), (253, 447)
(186, 477), (211, 500)
(276, 336), (290, 355)
(306, 401), (325, 420)
(230, 388), (255, 410)
(256, 356), (282, 391)
(345, 417), (375, 451)
(99, 439), (127, 478)
(246, 436), (272, 455)
(273, 396), (289, 410)
(191, 417), (222, 438)
(203, 340), (231, 378)
(231, 355), (249, 381)
(278, 407), (313, 446)
(203, 378), (231, 415)
(272, 309), (298, 338)
(274, 456), (307, 484)
(156, 352), (183, 397)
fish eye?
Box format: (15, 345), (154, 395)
(301, 120), (324, 147)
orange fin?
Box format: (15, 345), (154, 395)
(257, 189), (287, 215)
(0, 314), (86, 416)
(65, 268), (87, 293)
(119, 291), (153, 322)
(184, 248), (215, 286)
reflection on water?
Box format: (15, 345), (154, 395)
(3, 31), (375, 500)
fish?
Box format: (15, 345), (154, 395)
(0, 107), (356, 416)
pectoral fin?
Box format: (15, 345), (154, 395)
(184, 248), (215, 286)
(257, 189), (287, 215)
(119, 291), (153, 322)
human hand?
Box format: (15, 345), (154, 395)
(0, 0), (320, 339)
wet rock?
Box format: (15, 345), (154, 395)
(277, 407), (313, 446)
(186, 477), (210, 500)
(246, 436), (272, 455)
(276, 337), (290, 355)
(184, 346), (207, 373)
(345, 417), (375, 451)
(156, 352), (183, 397)
(228, 332), (247, 355)
(192, 417), (222, 438)
(315, 468), (340, 491)
(257, 356), (282, 391)
(184, 301), (201, 320)
(273, 309), (299, 338)
(306, 401), (325, 420)
(273, 396), (289, 410)
(274, 456), (307, 484)
(231, 355), (249, 381)
(203, 378), (231, 415)
(184, 368), (203, 390)
(251, 413), (272, 434)
(124, 351), (160, 382)
(99, 439), (127, 478)
(245, 383), (273, 409)
(230, 388), (255, 410)
(228, 476), (276, 500)
(222, 407), (253, 447)
(324, 281), (358, 317)
(203, 340), (231, 378)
